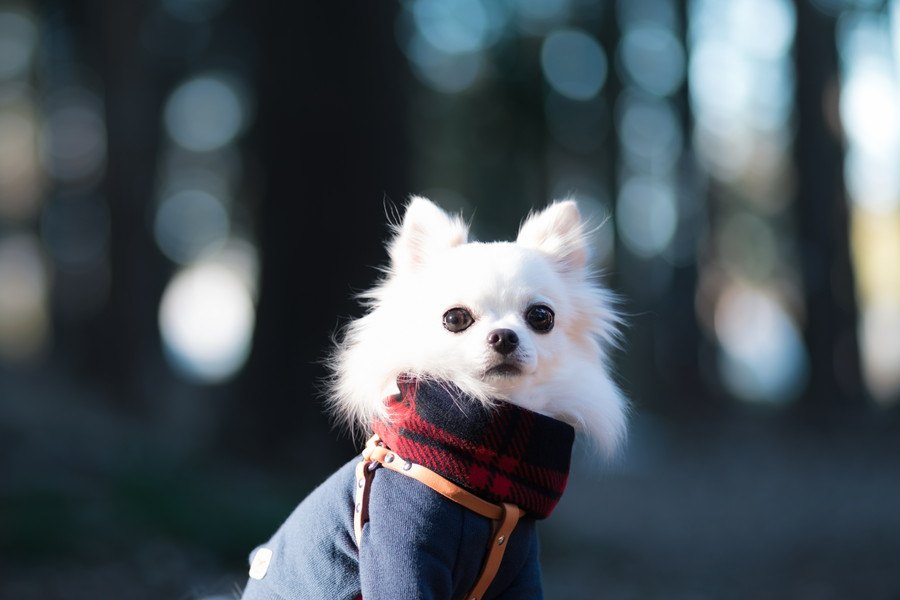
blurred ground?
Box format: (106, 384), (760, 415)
(3, 371), (899, 600)
(544, 414), (900, 600)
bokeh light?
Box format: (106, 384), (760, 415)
(688, 0), (796, 181)
(839, 15), (898, 160)
(405, 33), (484, 94)
(541, 29), (607, 101)
(40, 88), (107, 185)
(616, 176), (678, 258)
(859, 301), (900, 401)
(158, 259), (255, 383)
(163, 73), (249, 152)
(618, 24), (685, 97)
(0, 233), (50, 364)
(155, 53), (257, 385)
(616, 93), (682, 173)
(0, 97), (42, 222)
(687, 0), (805, 405)
(838, 7), (900, 403)
(158, 145), (243, 198)
(689, 39), (754, 123)
(716, 213), (780, 282)
(0, 9), (38, 80)
(412, 0), (497, 55)
(691, 120), (754, 184)
(727, 0), (795, 61)
(841, 69), (898, 159)
(154, 189), (230, 265)
(844, 147), (900, 214)
(397, 0), (510, 93)
(715, 284), (808, 404)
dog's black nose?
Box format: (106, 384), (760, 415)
(487, 329), (519, 355)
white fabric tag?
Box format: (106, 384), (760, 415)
(249, 547), (273, 580)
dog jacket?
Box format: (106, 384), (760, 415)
(240, 376), (575, 600)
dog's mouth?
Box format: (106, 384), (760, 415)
(484, 362), (523, 378)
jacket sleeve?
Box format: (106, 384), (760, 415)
(358, 467), (490, 600)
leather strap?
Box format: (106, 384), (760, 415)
(353, 435), (523, 600)
(466, 502), (522, 600)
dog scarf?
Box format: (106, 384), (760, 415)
(371, 375), (576, 519)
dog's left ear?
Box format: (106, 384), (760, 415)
(517, 200), (588, 272)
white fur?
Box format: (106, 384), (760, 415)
(328, 197), (628, 456)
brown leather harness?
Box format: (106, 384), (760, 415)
(353, 434), (524, 600)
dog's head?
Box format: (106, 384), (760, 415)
(330, 197), (627, 455)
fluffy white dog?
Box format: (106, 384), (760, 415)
(329, 196), (627, 455)
(241, 198), (628, 600)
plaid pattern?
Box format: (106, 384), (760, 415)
(371, 375), (575, 519)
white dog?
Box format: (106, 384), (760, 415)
(241, 198), (627, 600)
(329, 196), (627, 455)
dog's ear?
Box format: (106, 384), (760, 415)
(517, 200), (588, 272)
(388, 196), (469, 273)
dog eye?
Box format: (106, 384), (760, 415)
(443, 308), (474, 333)
(525, 304), (554, 332)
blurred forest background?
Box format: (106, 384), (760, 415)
(1, 0), (900, 598)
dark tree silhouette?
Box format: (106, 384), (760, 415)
(792, 0), (864, 412)
(234, 2), (410, 465)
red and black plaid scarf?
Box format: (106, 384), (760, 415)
(371, 375), (575, 519)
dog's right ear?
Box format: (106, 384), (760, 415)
(388, 196), (469, 274)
